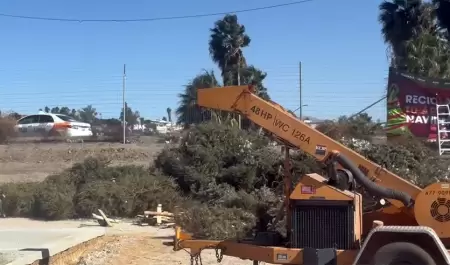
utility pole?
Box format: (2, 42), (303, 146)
(299, 61), (303, 120)
(238, 63), (241, 129)
(122, 64), (126, 144)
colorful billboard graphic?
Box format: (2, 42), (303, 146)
(386, 68), (450, 140)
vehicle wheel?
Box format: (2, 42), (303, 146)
(39, 130), (50, 139)
(370, 242), (436, 265)
(49, 129), (61, 137)
(48, 129), (64, 142)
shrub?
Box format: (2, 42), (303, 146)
(0, 157), (185, 220)
(316, 118), (447, 187)
(166, 121), (448, 239)
(175, 203), (257, 239)
(1, 118), (446, 241)
(154, 122), (280, 195)
(315, 120), (349, 140)
(154, 122), (289, 238)
(32, 180), (76, 220)
(343, 135), (448, 186)
(73, 166), (183, 218)
(73, 180), (130, 218)
(0, 182), (39, 217)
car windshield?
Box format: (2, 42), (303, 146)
(56, 115), (77, 122)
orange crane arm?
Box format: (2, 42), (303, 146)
(197, 85), (422, 209)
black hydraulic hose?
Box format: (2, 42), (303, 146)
(334, 152), (414, 208)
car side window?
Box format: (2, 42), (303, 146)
(17, 115), (39, 125)
(38, 115), (54, 123)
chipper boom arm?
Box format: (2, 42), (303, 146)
(197, 85), (421, 210)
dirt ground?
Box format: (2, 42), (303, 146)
(79, 234), (251, 265)
(0, 218), (251, 265)
(0, 136), (166, 183)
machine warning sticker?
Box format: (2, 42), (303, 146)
(276, 254), (288, 261)
(301, 185), (316, 194)
(315, 145), (327, 155)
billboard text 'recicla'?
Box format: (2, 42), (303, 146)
(386, 68), (450, 141)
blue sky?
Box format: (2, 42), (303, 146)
(0, 0), (389, 121)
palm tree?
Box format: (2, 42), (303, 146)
(378, 0), (423, 70)
(120, 103), (140, 127)
(70, 109), (78, 119)
(240, 65), (271, 100)
(176, 70), (220, 127)
(434, 0), (450, 38)
(379, 0), (450, 78)
(59, 107), (71, 116)
(209, 14), (251, 86)
(403, 23), (450, 78)
(388, 2), (450, 78)
(78, 105), (98, 124)
(166, 107), (172, 123)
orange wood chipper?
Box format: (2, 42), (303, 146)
(173, 85), (450, 265)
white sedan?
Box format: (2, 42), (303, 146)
(15, 112), (93, 138)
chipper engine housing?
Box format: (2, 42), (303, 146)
(290, 173), (362, 250)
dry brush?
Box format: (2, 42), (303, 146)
(0, 121), (447, 240)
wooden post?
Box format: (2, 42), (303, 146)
(283, 146), (292, 243)
(156, 204), (162, 225)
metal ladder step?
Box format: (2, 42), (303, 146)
(437, 104), (450, 113)
(436, 101), (450, 156)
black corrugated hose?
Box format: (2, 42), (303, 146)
(334, 153), (414, 208)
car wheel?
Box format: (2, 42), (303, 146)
(49, 129), (62, 138)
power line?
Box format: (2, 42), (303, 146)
(0, 92), (387, 98)
(0, 0), (315, 23)
(0, 94), (388, 104)
(347, 96), (387, 120)
(0, 88), (387, 96)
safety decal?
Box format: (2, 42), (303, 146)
(276, 254), (288, 261)
(315, 145), (327, 156)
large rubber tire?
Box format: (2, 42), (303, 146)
(370, 242), (436, 265)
